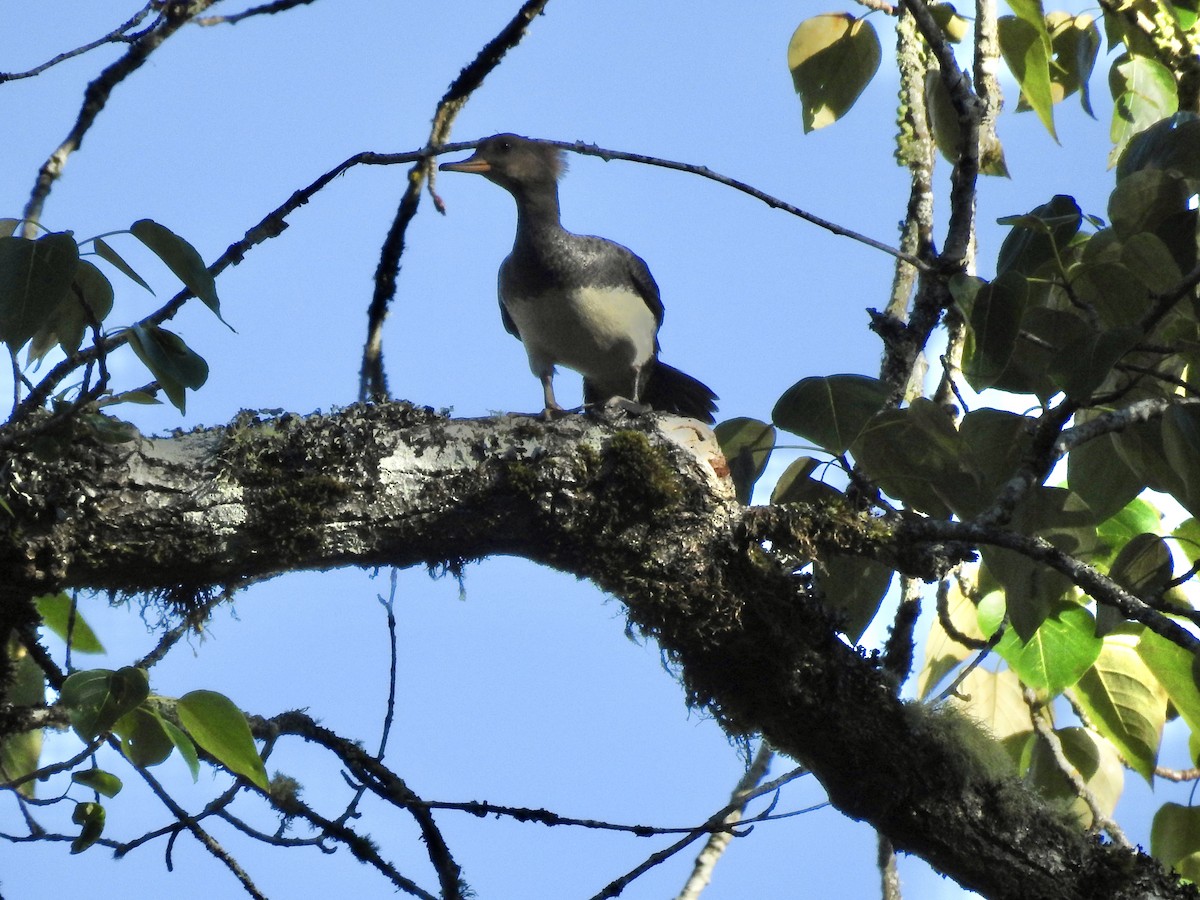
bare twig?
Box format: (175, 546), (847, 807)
(1022, 688), (1131, 850)
(588, 767), (815, 900)
(194, 0), (320, 26)
(0, 4), (157, 83)
(901, 518), (1200, 655)
(360, 0), (555, 401)
(261, 711), (464, 900)
(556, 140), (927, 273)
(21, 2), (216, 238)
(674, 744), (774, 900)
(116, 739), (268, 900)
(1057, 396), (1200, 453)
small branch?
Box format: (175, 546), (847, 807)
(557, 140), (927, 273)
(359, 0), (555, 401)
(1022, 688), (1131, 850)
(261, 710), (464, 900)
(935, 575), (989, 651)
(901, 518), (1200, 655)
(879, 834), (903, 900)
(1055, 397), (1200, 454)
(882, 577), (924, 684)
(117, 739), (267, 900)
(1155, 766), (1200, 782)
(674, 744), (774, 900)
(0, 3), (157, 83)
(589, 767), (815, 900)
(193, 0), (320, 26)
(21, 2), (216, 238)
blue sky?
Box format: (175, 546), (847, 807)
(0, 2), (1155, 898)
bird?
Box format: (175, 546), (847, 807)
(439, 133), (718, 424)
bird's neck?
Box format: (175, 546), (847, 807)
(512, 185), (563, 244)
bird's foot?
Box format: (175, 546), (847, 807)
(587, 396), (651, 420)
(539, 404), (578, 422)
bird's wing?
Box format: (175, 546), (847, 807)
(621, 247), (664, 329)
(497, 257), (522, 339)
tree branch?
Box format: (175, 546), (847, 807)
(2, 403), (1193, 898)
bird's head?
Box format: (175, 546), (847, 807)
(439, 134), (566, 196)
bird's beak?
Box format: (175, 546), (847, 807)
(439, 152), (491, 174)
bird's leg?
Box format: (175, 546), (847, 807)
(540, 372), (570, 421)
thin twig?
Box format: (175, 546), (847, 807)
(360, 0), (555, 401)
(555, 140), (928, 273)
(21, 3), (216, 238)
(0, 4), (157, 83)
(194, 0), (319, 26)
(588, 768), (815, 900)
(901, 518), (1200, 655)
(674, 744), (774, 900)
(1022, 688), (1131, 850)
(116, 739), (268, 900)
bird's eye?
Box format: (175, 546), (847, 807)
(498, 141), (512, 153)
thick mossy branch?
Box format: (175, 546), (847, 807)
(0, 402), (1191, 898)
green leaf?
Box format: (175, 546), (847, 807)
(713, 417), (776, 504)
(29, 259), (116, 362)
(124, 323), (209, 414)
(1153, 803), (1200, 881)
(959, 408), (1034, 501)
(1070, 262), (1149, 327)
(850, 400), (966, 517)
(993, 602), (1102, 695)
(998, 15), (1057, 140)
(34, 593), (105, 654)
(113, 706), (174, 767)
(770, 456), (844, 505)
(1137, 628), (1200, 737)
(160, 716), (200, 781)
(961, 271), (1029, 391)
(71, 768), (123, 798)
(995, 195), (1082, 278)
(71, 801), (105, 854)
(1117, 112), (1200, 181)
(1069, 629), (1166, 782)
(814, 555), (893, 642)
(1174, 517), (1200, 570)
(130, 219), (227, 325)
(787, 14), (881, 132)
(60, 667), (149, 740)
(92, 237), (153, 293)
(0, 641), (46, 797)
(0, 232), (79, 351)
(1162, 405), (1200, 516)
(1109, 54), (1179, 166)
(773, 374), (890, 455)
(177, 690), (268, 790)
(1023, 726), (1123, 827)
(1049, 325), (1140, 401)
(1067, 427), (1145, 523)
(1108, 533), (1174, 600)
(1121, 231), (1184, 295)
(1056, 13), (1100, 115)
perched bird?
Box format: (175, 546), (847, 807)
(439, 133), (718, 423)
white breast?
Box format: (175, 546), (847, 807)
(505, 285), (657, 382)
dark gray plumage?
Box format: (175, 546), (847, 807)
(440, 133), (717, 423)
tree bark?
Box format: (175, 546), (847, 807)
(1, 402), (1192, 899)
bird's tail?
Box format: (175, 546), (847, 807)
(642, 362), (718, 424)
